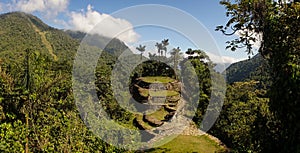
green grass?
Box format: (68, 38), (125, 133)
(136, 115), (153, 130)
(138, 88), (179, 97)
(148, 108), (169, 121)
(135, 107), (169, 130)
(144, 135), (226, 153)
(139, 77), (175, 84)
(31, 22), (58, 61)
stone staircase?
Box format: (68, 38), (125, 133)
(130, 77), (183, 140)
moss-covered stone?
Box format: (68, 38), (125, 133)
(143, 115), (164, 127)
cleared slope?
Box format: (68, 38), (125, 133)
(0, 12), (78, 63)
(30, 21), (57, 61)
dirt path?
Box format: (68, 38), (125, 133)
(30, 22), (58, 61)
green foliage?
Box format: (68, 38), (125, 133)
(131, 60), (175, 78)
(225, 53), (271, 88)
(180, 49), (216, 125)
(0, 120), (27, 152)
(218, 0), (300, 152)
(0, 12), (128, 152)
(210, 81), (277, 152)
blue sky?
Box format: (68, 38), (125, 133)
(0, 0), (258, 64)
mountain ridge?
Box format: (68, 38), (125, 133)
(224, 53), (271, 87)
(0, 12), (131, 62)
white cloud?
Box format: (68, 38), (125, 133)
(0, 1), (139, 43)
(220, 56), (246, 63)
(207, 52), (246, 64)
(69, 4), (140, 43)
(208, 53), (246, 72)
(15, 0), (45, 13)
(5, 0), (69, 18)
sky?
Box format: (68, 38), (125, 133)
(0, 0), (259, 65)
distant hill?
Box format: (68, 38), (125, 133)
(0, 12), (79, 63)
(0, 12), (131, 63)
(65, 30), (130, 57)
(224, 53), (271, 86)
(214, 63), (231, 73)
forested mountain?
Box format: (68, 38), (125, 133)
(65, 30), (130, 56)
(0, 12), (78, 62)
(224, 54), (271, 86)
(0, 12), (226, 152)
(0, 12), (130, 61)
(2, 9), (290, 153)
(0, 12), (130, 152)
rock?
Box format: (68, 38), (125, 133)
(143, 115), (164, 127)
(164, 111), (175, 121)
(133, 117), (146, 130)
(164, 105), (177, 112)
(166, 81), (181, 92)
(167, 95), (180, 103)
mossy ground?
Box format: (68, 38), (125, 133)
(138, 88), (179, 97)
(139, 76), (175, 84)
(143, 135), (226, 153)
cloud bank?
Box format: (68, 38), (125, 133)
(206, 52), (246, 64)
(69, 5), (139, 43)
(8, 0), (69, 18)
(1, 1), (139, 43)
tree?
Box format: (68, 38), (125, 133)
(210, 81), (274, 152)
(216, 0), (300, 152)
(162, 39), (169, 56)
(136, 44), (146, 60)
(148, 52), (157, 60)
(155, 39), (169, 57)
(170, 47), (183, 79)
(180, 49), (215, 126)
(155, 42), (163, 56)
(185, 48), (194, 59)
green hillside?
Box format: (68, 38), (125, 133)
(65, 30), (129, 56)
(0, 12), (78, 62)
(224, 54), (271, 87)
(0, 12), (226, 152)
(0, 12), (130, 62)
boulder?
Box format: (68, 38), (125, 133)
(167, 95), (180, 103)
(166, 81), (181, 92)
(164, 105), (177, 112)
(164, 111), (175, 121)
(143, 115), (164, 127)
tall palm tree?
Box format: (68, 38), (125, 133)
(162, 39), (169, 56)
(148, 52), (156, 60)
(170, 47), (183, 79)
(136, 44), (146, 60)
(155, 42), (163, 56)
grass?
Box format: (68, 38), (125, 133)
(136, 115), (153, 130)
(135, 107), (169, 130)
(139, 76), (175, 84)
(138, 88), (179, 97)
(147, 108), (169, 121)
(144, 135), (226, 153)
(31, 21), (58, 61)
